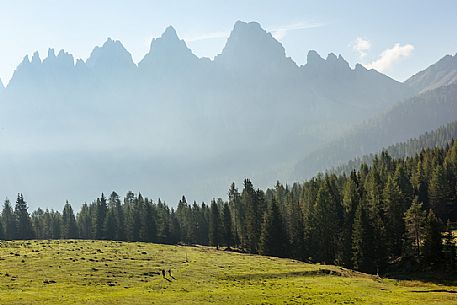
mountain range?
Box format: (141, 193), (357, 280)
(0, 20), (455, 209)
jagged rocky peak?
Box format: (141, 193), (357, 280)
(19, 55), (31, 66)
(337, 54), (350, 68)
(219, 20), (283, 57)
(43, 48), (75, 67)
(86, 37), (135, 70)
(326, 52), (338, 63)
(31, 51), (41, 65)
(304, 50), (350, 71)
(355, 63), (367, 72)
(139, 25), (197, 69)
(306, 50), (325, 66)
(161, 25), (179, 41)
(215, 20), (294, 70)
(16, 51), (45, 68)
(47, 48), (56, 59)
(324, 53), (350, 70)
(7, 51), (42, 88)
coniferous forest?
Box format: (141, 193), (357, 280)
(1, 140), (457, 275)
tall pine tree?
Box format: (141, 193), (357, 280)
(209, 199), (222, 249)
(403, 198), (426, 259)
(1, 199), (16, 240)
(14, 194), (33, 240)
(62, 201), (78, 239)
(259, 199), (286, 257)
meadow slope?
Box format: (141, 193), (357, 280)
(0, 240), (456, 304)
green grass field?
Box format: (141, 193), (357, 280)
(0, 240), (456, 304)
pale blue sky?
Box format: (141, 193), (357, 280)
(1, 0), (456, 84)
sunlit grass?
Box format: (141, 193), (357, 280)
(0, 240), (455, 304)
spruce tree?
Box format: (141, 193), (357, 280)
(154, 199), (168, 243)
(241, 179), (260, 252)
(1, 199), (16, 240)
(209, 199), (222, 249)
(76, 203), (92, 239)
(428, 165), (451, 220)
(422, 210), (442, 265)
(94, 194), (108, 239)
(176, 196), (191, 244)
(62, 201), (78, 239)
(403, 198), (426, 259)
(14, 194), (33, 240)
(383, 175), (404, 258)
(311, 180), (339, 264)
(222, 202), (233, 248)
(364, 167), (388, 271)
(168, 208), (180, 244)
(109, 191), (124, 241)
(50, 210), (62, 239)
(228, 183), (243, 247)
(259, 199), (286, 257)
(351, 199), (373, 272)
(285, 193), (304, 260)
(393, 163), (414, 212)
(103, 209), (116, 241)
(140, 200), (157, 242)
(342, 172), (359, 267)
(123, 191), (136, 241)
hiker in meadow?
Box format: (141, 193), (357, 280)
(161, 269), (166, 278)
(168, 269), (172, 277)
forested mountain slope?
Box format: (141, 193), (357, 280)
(292, 83), (457, 181)
(331, 120), (457, 176)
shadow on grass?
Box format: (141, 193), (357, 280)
(387, 272), (457, 287)
(411, 289), (457, 293)
(226, 268), (359, 280)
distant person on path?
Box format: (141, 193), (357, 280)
(161, 269), (166, 278)
(168, 268), (176, 280)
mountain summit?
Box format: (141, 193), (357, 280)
(215, 21), (296, 73)
(86, 38), (135, 72)
(139, 26), (198, 73)
(405, 53), (457, 93)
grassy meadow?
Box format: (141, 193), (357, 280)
(0, 240), (456, 304)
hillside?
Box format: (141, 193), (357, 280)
(0, 240), (455, 304)
(292, 82), (457, 180)
(330, 120), (457, 176)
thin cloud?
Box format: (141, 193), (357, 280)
(269, 21), (325, 41)
(351, 37), (371, 58)
(365, 43), (414, 72)
(184, 21), (324, 43)
(185, 31), (229, 42)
